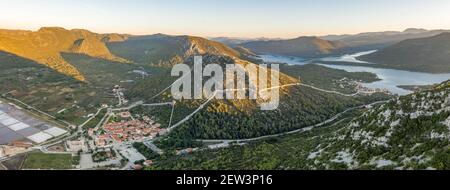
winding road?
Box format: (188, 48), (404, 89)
(167, 82), (364, 132)
(298, 83), (360, 97)
(0, 78), (386, 164)
(198, 100), (389, 143)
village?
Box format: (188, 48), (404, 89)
(334, 77), (391, 95)
(0, 85), (168, 170)
(61, 84), (170, 170)
(87, 110), (167, 147)
(1, 77), (393, 170)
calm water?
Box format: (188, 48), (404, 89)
(319, 50), (377, 64)
(259, 51), (450, 95)
(316, 64), (450, 95)
(259, 54), (310, 65)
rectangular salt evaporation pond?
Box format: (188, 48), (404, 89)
(8, 122), (30, 131)
(0, 128), (24, 145)
(16, 127), (40, 137)
(27, 132), (53, 144)
(44, 127), (67, 137)
(0, 117), (20, 126)
(0, 127), (13, 137)
(0, 113), (11, 120)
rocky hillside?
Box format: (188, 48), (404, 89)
(148, 81), (450, 170)
(0, 27), (129, 81)
(307, 81), (450, 169)
(240, 36), (345, 58)
(119, 35), (386, 142)
(0, 26), (298, 110)
(108, 33), (299, 106)
(68, 36), (127, 62)
(122, 34), (301, 115)
(359, 33), (450, 73)
(107, 34), (241, 66)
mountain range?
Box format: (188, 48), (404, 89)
(321, 28), (450, 50)
(240, 36), (345, 58)
(359, 32), (450, 73)
(1, 27), (388, 145)
(208, 37), (282, 47)
(0, 27), (130, 81)
(3, 27), (450, 80)
(0, 27), (264, 82)
(2, 26), (450, 170)
(209, 28), (450, 59)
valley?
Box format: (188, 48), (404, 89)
(0, 26), (449, 171)
(258, 48), (450, 95)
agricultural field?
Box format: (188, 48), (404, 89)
(0, 52), (167, 126)
(22, 152), (76, 170)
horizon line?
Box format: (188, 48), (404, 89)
(0, 25), (448, 40)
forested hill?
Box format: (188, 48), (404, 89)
(149, 81), (450, 170)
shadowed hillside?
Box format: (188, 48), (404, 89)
(241, 36), (344, 58)
(322, 28), (450, 51)
(360, 33), (450, 73)
(0, 27), (129, 81)
(107, 34), (240, 66)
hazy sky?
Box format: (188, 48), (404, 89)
(1, 0), (450, 38)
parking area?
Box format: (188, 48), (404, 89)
(0, 101), (67, 145)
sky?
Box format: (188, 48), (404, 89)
(1, 0), (450, 38)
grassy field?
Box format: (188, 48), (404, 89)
(23, 152), (74, 170)
(83, 109), (107, 129)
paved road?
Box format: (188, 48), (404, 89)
(143, 140), (164, 155)
(167, 82), (364, 132)
(0, 162), (6, 170)
(198, 100), (389, 143)
(117, 79), (366, 136)
(40, 107), (106, 153)
(299, 83), (360, 97)
(149, 72), (192, 100)
(79, 108), (106, 128)
(111, 100), (144, 111)
(1, 80), (380, 164)
(142, 102), (174, 107)
(168, 91), (219, 131)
